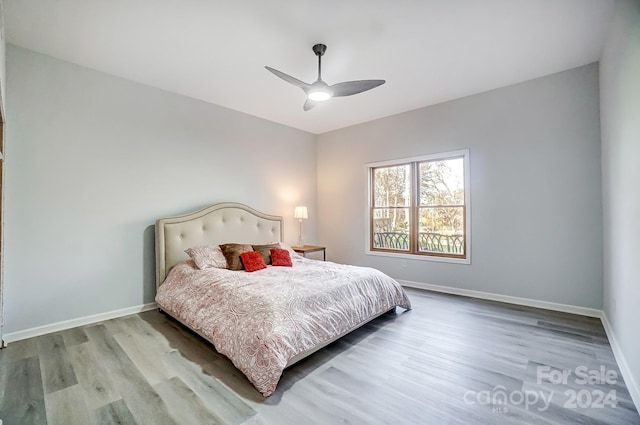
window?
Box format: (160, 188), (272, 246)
(368, 150), (470, 263)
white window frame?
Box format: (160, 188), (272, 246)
(365, 149), (471, 265)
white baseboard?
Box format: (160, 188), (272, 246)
(399, 279), (602, 317)
(400, 279), (640, 410)
(2, 282), (638, 412)
(2, 302), (158, 343)
(600, 311), (640, 410)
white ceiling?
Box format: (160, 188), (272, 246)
(5, 0), (614, 134)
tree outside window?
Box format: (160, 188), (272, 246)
(370, 150), (469, 260)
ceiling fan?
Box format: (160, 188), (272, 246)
(265, 44), (385, 111)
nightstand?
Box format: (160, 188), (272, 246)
(292, 245), (326, 261)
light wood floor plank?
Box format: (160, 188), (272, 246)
(112, 315), (177, 385)
(94, 399), (138, 425)
(99, 317), (128, 337)
(37, 333), (79, 394)
(0, 287), (638, 425)
(0, 354), (6, 405)
(155, 376), (227, 425)
(86, 322), (179, 424)
(44, 384), (93, 425)
(201, 359), (266, 402)
(0, 356), (47, 425)
(66, 342), (120, 409)
(0, 337), (39, 362)
(112, 332), (175, 386)
(112, 367), (179, 425)
(287, 375), (383, 425)
(140, 310), (226, 364)
(162, 350), (257, 425)
(258, 381), (382, 425)
(59, 327), (89, 347)
(83, 324), (132, 372)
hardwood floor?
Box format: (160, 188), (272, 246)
(0, 288), (638, 425)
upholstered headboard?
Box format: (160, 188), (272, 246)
(155, 202), (283, 288)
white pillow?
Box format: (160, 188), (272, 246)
(278, 242), (303, 259)
(185, 245), (228, 269)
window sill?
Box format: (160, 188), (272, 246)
(365, 249), (471, 265)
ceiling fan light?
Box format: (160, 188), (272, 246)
(308, 89), (331, 101)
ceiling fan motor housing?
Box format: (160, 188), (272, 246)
(312, 44), (327, 57)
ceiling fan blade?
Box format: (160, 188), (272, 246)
(265, 66), (310, 89)
(330, 80), (385, 97)
(303, 99), (318, 111)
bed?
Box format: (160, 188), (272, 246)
(155, 202), (411, 396)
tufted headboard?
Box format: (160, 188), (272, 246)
(155, 202), (283, 288)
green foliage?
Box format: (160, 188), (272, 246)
(373, 158), (464, 235)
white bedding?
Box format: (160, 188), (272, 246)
(155, 256), (411, 396)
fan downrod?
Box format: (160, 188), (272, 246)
(312, 44), (327, 57)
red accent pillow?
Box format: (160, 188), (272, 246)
(270, 248), (293, 267)
(240, 251), (267, 272)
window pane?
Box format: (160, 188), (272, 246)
(418, 207), (464, 254)
(373, 164), (411, 207)
(369, 150), (469, 261)
(419, 158), (464, 206)
(372, 207), (410, 251)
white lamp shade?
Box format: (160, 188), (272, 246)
(294, 206), (308, 219)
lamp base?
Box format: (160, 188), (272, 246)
(297, 219), (304, 248)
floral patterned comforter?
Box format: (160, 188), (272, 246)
(155, 257), (412, 396)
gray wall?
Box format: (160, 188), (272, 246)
(4, 45), (317, 333)
(317, 64), (603, 308)
(0, 0), (5, 343)
(0, 0), (5, 115)
(600, 0), (640, 402)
